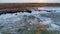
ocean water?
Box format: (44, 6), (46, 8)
(0, 7), (60, 34)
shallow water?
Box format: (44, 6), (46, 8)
(0, 8), (60, 34)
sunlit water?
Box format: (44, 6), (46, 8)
(0, 7), (60, 34)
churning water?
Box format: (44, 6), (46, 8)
(0, 7), (60, 34)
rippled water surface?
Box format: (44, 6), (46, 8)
(0, 7), (60, 34)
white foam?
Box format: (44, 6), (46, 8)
(0, 11), (60, 34)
